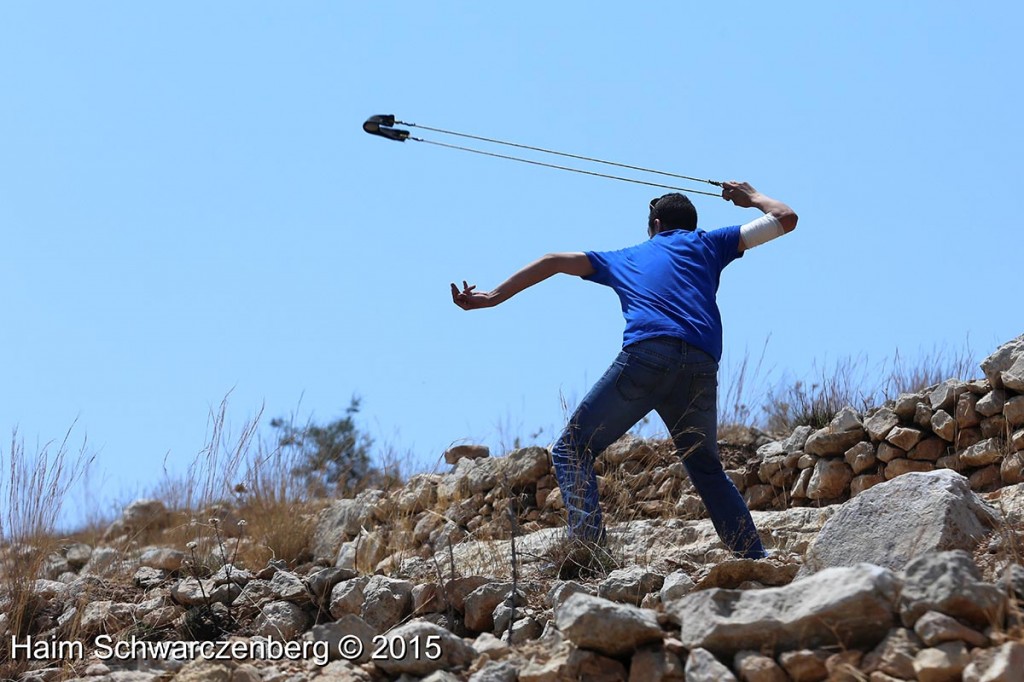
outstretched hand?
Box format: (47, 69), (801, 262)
(450, 281), (497, 310)
(721, 181), (759, 208)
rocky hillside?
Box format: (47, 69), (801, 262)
(2, 335), (1024, 682)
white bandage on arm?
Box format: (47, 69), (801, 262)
(739, 213), (785, 249)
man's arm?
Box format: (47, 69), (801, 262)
(451, 252), (594, 310)
(721, 181), (798, 252)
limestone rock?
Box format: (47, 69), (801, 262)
(932, 410), (956, 441)
(895, 393), (925, 419)
(547, 580), (594, 609)
(630, 646), (685, 682)
(507, 616), (543, 645)
(554, 592), (663, 657)
(825, 650), (863, 682)
(982, 415), (1008, 438)
(328, 576), (369, 620)
(778, 649), (828, 682)
(172, 578), (219, 606)
(396, 474), (439, 514)
(138, 547), (185, 571)
(802, 470), (999, 575)
(598, 567), (664, 605)
(411, 582), (445, 615)
(884, 458), (934, 479)
(668, 563), (898, 656)
(734, 650), (787, 682)
(1002, 451), (1024, 484)
(806, 458), (853, 500)
(133, 566), (166, 589)
(173, 661), (233, 682)
(305, 567), (357, 605)
(374, 620), (476, 676)
(913, 610), (988, 647)
(865, 407), (899, 442)
(309, 615), (376, 663)
(445, 576), (490, 612)
(956, 393), (981, 428)
(79, 600), (134, 636)
(781, 426), (814, 454)
(505, 446), (551, 488)
(977, 390), (1007, 417)
(850, 474), (885, 496)
(930, 380), (967, 412)
(758, 452), (790, 486)
(269, 570), (308, 603)
(845, 441), (877, 474)
(64, 542), (92, 568)
(862, 628), (921, 679)
(916, 402), (935, 429)
(805, 426), (866, 457)
(909, 437), (947, 461)
(957, 427), (984, 450)
(310, 490), (382, 562)
(899, 550), (1007, 627)
(254, 600), (310, 640)
(961, 438), (1005, 467)
(887, 426), (923, 451)
(961, 642), (1024, 682)
(660, 571), (696, 603)
(877, 442), (904, 462)
(1003, 355), (1024, 391)
(121, 498), (169, 530)
(694, 558), (798, 590)
(444, 444), (490, 465)
(80, 547), (126, 577)
(361, 575), (412, 631)
(464, 583), (521, 633)
(980, 334), (1024, 389)
(1005, 396), (1024, 426)
(685, 648), (737, 681)
(913, 641), (969, 682)
(469, 661), (518, 682)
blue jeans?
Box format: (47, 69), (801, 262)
(551, 336), (766, 558)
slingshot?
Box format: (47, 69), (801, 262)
(363, 114), (724, 198)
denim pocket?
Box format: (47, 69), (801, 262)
(615, 351), (669, 401)
(690, 370), (718, 413)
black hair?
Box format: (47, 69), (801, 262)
(648, 193), (698, 234)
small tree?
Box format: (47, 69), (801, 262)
(270, 397), (376, 496)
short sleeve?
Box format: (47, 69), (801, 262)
(704, 225), (744, 270)
(582, 250), (614, 285)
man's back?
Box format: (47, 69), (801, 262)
(583, 226), (743, 361)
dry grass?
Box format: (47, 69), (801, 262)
(720, 340), (979, 434)
(0, 426), (94, 679)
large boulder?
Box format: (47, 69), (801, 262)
(801, 470), (999, 576)
(554, 592), (663, 657)
(666, 563), (899, 656)
(980, 334), (1024, 390)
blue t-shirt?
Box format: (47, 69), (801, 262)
(583, 226), (743, 361)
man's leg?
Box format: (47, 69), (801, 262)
(552, 349), (662, 543)
(657, 351), (766, 559)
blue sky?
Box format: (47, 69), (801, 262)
(2, 3), (1020, 525)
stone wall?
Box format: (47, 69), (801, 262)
(743, 334), (1024, 511)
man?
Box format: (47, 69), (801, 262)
(451, 181), (797, 559)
